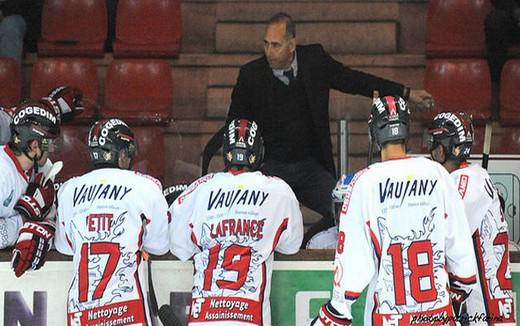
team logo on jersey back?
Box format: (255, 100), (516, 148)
(379, 177), (438, 205)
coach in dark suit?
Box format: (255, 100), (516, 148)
(205, 13), (432, 247)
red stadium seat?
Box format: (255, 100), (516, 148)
(50, 126), (91, 183)
(0, 57), (21, 107)
(500, 59), (520, 124)
(132, 127), (165, 181)
(38, 0), (107, 57)
(426, 0), (492, 57)
(424, 59), (492, 121)
(113, 0), (181, 57)
(103, 59), (172, 124)
(30, 58), (99, 122)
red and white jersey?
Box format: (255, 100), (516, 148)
(169, 170), (303, 326)
(452, 163), (515, 325)
(0, 145), (29, 248)
(0, 145), (54, 249)
(54, 168), (170, 326)
(331, 157), (477, 325)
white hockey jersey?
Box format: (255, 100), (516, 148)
(54, 168), (170, 326)
(169, 170), (303, 326)
(452, 162), (515, 325)
(331, 157), (477, 325)
(0, 145), (29, 248)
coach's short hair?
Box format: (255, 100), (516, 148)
(268, 12), (295, 38)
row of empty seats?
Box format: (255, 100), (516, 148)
(2, 56), (520, 126)
(39, 0), (181, 57)
(424, 59), (520, 123)
(0, 57), (173, 125)
(50, 126), (165, 183)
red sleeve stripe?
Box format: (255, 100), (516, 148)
(272, 217), (289, 251)
(65, 233), (73, 251)
(189, 223), (201, 250)
(448, 272), (477, 285)
(366, 221), (381, 260)
(345, 290), (361, 300)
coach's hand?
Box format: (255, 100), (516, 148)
(408, 89), (434, 111)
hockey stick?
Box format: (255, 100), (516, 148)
(43, 161), (63, 187)
(367, 132), (374, 166)
(147, 257), (159, 317)
(367, 90), (379, 166)
(146, 252), (185, 325)
(482, 122), (493, 170)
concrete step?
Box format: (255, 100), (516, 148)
(216, 22), (397, 53)
(216, 2), (399, 22)
(181, 0), (428, 54)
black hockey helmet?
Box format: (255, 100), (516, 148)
(368, 95), (410, 147)
(223, 119), (264, 170)
(426, 112), (474, 162)
(9, 99), (60, 155)
(87, 118), (137, 168)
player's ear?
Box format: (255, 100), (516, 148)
(118, 149), (131, 170)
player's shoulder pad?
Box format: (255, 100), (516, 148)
(176, 173), (215, 205)
(133, 171), (163, 190)
(57, 176), (77, 197)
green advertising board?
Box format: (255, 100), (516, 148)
(270, 262), (520, 326)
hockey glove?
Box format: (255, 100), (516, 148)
(311, 302), (352, 326)
(48, 86), (84, 122)
(11, 220), (55, 277)
(449, 276), (473, 318)
(15, 173), (55, 221)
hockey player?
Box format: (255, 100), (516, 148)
(169, 119), (303, 326)
(312, 96), (477, 325)
(427, 112), (515, 325)
(53, 118), (170, 325)
(2, 100), (60, 274)
(0, 85), (83, 144)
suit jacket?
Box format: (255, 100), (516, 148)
(203, 44), (405, 176)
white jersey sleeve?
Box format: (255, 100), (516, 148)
(169, 174), (214, 261)
(55, 180), (74, 255)
(272, 181), (303, 255)
(441, 165), (478, 285)
(330, 169), (375, 320)
(140, 175), (170, 256)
